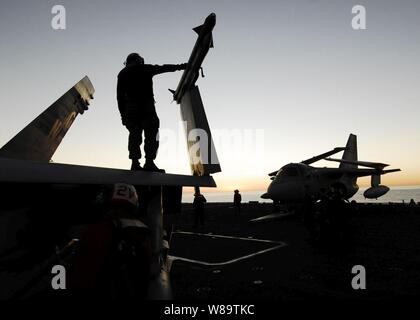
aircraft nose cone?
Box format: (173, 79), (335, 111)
(261, 183), (276, 199)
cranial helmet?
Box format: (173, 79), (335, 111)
(109, 183), (139, 209)
(125, 53), (144, 66)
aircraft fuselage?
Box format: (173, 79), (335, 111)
(261, 163), (359, 203)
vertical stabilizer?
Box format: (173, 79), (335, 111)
(340, 134), (358, 168)
(0, 76), (94, 162)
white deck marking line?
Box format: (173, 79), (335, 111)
(168, 245), (286, 267)
(168, 231), (287, 267)
(172, 231), (284, 244)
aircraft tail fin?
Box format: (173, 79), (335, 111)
(340, 134), (358, 169)
(0, 76), (94, 162)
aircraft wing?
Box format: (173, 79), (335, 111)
(319, 167), (401, 178)
(179, 86), (221, 176)
(0, 158), (216, 187)
(341, 168), (401, 177)
(301, 147), (346, 165)
(325, 157), (390, 170)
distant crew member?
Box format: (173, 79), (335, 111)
(233, 189), (242, 215)
(193, 192), (207, 228)
(319, 186), (349, 247)
(117, 53), (187, 171)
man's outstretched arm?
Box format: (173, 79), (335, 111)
(151, 63), (187, 76)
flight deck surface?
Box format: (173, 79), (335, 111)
(167, 202), (420, 300)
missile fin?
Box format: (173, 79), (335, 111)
(193, 24), (203, 34)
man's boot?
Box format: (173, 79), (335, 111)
(143, 159), (165, 173)
(131, 159), (142, 171)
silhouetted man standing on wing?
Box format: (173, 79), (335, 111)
(117, 53), (187, 171)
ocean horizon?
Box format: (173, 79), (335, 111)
(182, 185), (420, 204)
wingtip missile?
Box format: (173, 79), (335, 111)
(173, 13), (217, 103)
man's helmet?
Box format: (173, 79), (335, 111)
(110, 183), (139, 209)
(125, 53), (144, 66)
